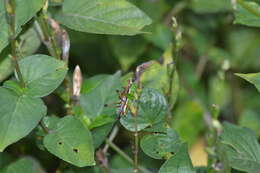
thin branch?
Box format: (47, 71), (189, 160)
(103, 125), (119, 153)
(166, 18), (182, 121)
(133, 115), (139, 173)
(36, 7), (61, 59)
(96, 149), (110, 173)
(163, 1), (188, 25)
(131, 62), (153, 173)
(195, 55), (208, 80)
(40, 120), (50, 134)
(4, 0), (25, 88)
(105, 140), (151, 173)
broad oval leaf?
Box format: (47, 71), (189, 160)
(0, 0), (45, 53)
(0, 58), (13, 83)
(220, 122), (260, 173)
(234, 1), (260, 27)
(55, 0), (152, 35)
(19, 54), (68, 97)
(140, 128), (182, 159)
(80, 72), (121, 120)
(0, 87), (46, 152)
(91, 123), (113, 149)
(3, 157), (45, 173)
(158, 143), (196, 173)
(120, 88), (167, 131)
(236, 72), (260, 93)
(43, 116), (95, 167)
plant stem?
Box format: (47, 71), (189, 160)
(36, 9), (61, 59)
(195, 55), (208, 80)
(4, 0), (25, 88)
(133, 115), (139, 173)
(163, 1), (187, 25)
(103, 125), (119, 153)
(105, 139), (151, 173)
(166, 19), (181, 122)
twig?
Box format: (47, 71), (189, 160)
(131, 62), (153, 173)
(36, 1), (61, 59)
(103, 125), (119, 153)
(195, 55), (208, 80)
(105, 140), (151, 173)
(133, 115), (139, 173)
(4, 0), (25, 88)
(40, 120), (50, 134)
(96, 149), (110, 173)
(163, 1), (188, 25)
(166, 17), (182, 121)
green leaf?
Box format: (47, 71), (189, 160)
(89, 114), (114, 129)
(239, 109), (260, 136)
(0, 27), (42, 83)
(43, 116), (95, 167)
(91, 123), (113, 149)
(0, 58), (13, 83)
(18, 27), (41, 56)
(220, 122), (260, 173)
(234, 1), (260, 27)
(120, 88), (167, 131)
(3, 80), (25, 95)
(42, 115), (60, 130)
(80, 72), (121, 119)
(55, 0), (152, 35)
(3, 157), (45, 173)
(18, 54), (68, 97)
(235, 72), (260, 92)
(140, 128), (182, 159)
(0, 87), (46, 152)
(190, 0), (232, 13)
(144, 24), (172, 50)
(0, 0), (45, 53)
(158, 143), (195, 173)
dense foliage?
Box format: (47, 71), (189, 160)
(0, 0), (260, 173)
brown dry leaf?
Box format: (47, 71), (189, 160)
(189, 137), (208, 166)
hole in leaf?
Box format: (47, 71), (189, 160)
(73, 148), (79, 153)
(58, 142), (63, 145)
(155, 151), (159, 154)
(170, 152), (174, 155)
(104, 104), (108, 107)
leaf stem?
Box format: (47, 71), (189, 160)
(166, 18), (181, 122)
(4, 0), (25, 88)
(105, 139), (151, 173)
(40, 120), (50, 134)
(133, 115), (139, 173)
(103, 125), (119, 153)
(36, 7), (61, 59)
(163, 1), (187, 25)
